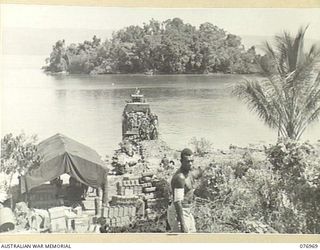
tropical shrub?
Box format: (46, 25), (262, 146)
(194, 140), (320, 233)
(266, 139), (320, 233)
(0, 133), (40, 203)
(189, 137), (213, 156)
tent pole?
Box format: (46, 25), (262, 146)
(95, 187), (103, 218)
(94, 196), (101, 217)
(102, 171), (108, 206)
(24, 176), (30, 206)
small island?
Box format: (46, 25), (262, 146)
(42, 18), (266, 75)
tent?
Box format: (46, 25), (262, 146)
(20, 133), (108, 194)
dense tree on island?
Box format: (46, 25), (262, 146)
(233, 26), (320, 140)
(43, 18), (260, 74)
(45, 40), (69, 73)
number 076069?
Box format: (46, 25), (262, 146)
(300, 244), (318, 248)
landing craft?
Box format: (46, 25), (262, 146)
(122, 88), (158, 140)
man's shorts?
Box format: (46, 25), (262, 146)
(167, 203), (196, 233)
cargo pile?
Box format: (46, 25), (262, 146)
(112, 173), (170, 222)
(0, 130), (179, 235)
(124, 111), (158, 140)
(140, 174), (170, 220)
(100, 204), (137, 228)
(98, 172), (170, 233)
(116, 176), (142, 196)
(103, 138), (174, 232)
(47, 206), (96, 233)
(1, 202), (100, 234)
(122, 90), (159, 141)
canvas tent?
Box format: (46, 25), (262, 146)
(20, 133), (107, 194)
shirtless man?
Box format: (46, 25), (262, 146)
(167, 148), (196, 233)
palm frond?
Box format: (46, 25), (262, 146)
(263, 42), (280, 71)
(293, 70), (319, 120)
(234, 26), (320, 140)
(297, 105), (320, 140)
(290, 50), (320, 90)
(263, 41), (276, 59)
(233, 79), (281, 129)
(307, 44), (317, 58)
(308, 105), (320, 124)
(275, 33), (291, 75)
(294, 25), (309, 68)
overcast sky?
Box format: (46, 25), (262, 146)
(2, 5), (320, 38)
(1, 5), (320, 55)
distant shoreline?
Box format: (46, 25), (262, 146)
(43, 71), (262, 77)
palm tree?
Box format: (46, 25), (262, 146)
(233, 26), (320, 140)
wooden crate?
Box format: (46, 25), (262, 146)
(67, 216), (90, 233)
(50, 217), (67, 233)
(48, 207), (66, 219)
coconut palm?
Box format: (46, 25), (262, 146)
(233, 27), (320, 140)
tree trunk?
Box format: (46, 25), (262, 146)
(8, 173), (15, 210)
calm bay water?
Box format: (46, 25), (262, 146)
(2, 55), (320, 156)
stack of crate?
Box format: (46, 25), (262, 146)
(110, 194), (145, 218)
(139, 174), (169, 220)
(116, 176), (143, 196)
(101, 205), (137, 227)
(111, 195), (140, 206)
(48, 206), (92, 233)
(141, 183), (154, 199)
(48, 207), (68, 233)
(66, 215), (90, 233)
(112, 174), (169, 222)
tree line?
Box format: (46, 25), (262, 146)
(43, 18), (261, 74)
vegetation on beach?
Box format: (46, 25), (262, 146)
(110, 137), (320, 234)
(213, 27), (320, 233)
(1, 132), (320, 234)
(190, 137), (213, 157)
(43, 18), (260, 75)
(193, 139), (320, 233)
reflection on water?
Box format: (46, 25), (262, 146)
(2, 55), (320, 156)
